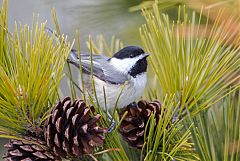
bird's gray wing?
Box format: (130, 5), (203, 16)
(68, 49), (128, 84)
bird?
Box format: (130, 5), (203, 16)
(44, 28), (149, 129)
(67, 46), (149, 111)
(45, 28), (149, 110)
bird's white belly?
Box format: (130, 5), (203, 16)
(89, 73), (147, 109)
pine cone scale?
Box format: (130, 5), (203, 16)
(72, 144), (81, 156)
(44, 151), (55, 159)
(63, 139), (70, 152)
(136, 130), (144, 136)
(20, 145), (33, 152)
(121, 123), (138, 133)
(81, 124), (88, 134)
(72, 114), (79, 125)
(62, 100), (71, 112)
(66, 107), (77, 119)
(52, 109), (61, 124)
(90, 135), (104, 146)
(64, 124), (72, 140)
(9, 149), (23, 156)
(55, 117), (63, 133)
(4, 143), (13, 148)
(32, 151), (48, 159)
(21, 158), (32, 161)
(126, 134), (138, 141)
(31, 144), (44, 151)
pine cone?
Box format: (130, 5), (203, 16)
(44, 97), (108, 158)
(119, 100), (162, 149)
(3, 136), (60, 161)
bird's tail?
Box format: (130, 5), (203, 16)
(45, 27), (84, 93)
(45, 27), (61, 45)
(67, 49), (81, 68)
(45, 27), (80, 67)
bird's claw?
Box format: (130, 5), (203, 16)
(129, 101), (139, 109)
(108, 121), (116, 133)
(107, 111), (116, 133)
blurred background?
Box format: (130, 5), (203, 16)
(2, 0), (240, 159)
(7, 0), (145, 48)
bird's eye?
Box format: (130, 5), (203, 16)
(130, 54), (134, 58)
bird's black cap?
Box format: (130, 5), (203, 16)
(112, 46), (145, 59)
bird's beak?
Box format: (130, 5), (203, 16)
(143, 53), (149, 58)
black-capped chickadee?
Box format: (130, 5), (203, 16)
(45, 28), (149, 130)
(67, 46), (149, 110)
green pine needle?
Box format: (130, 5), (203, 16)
(188, 91), (240, 161)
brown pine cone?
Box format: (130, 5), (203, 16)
(119, 100), (162, 149)
(3, 135), (60, 161)
(44, 97), (108, 158)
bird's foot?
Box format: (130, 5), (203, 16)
(106, 111), (116, 133)
(108, 121), (116, 133)
(129, 101), (139, 109)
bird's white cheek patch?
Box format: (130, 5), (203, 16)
(110, 57), (140, 74)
